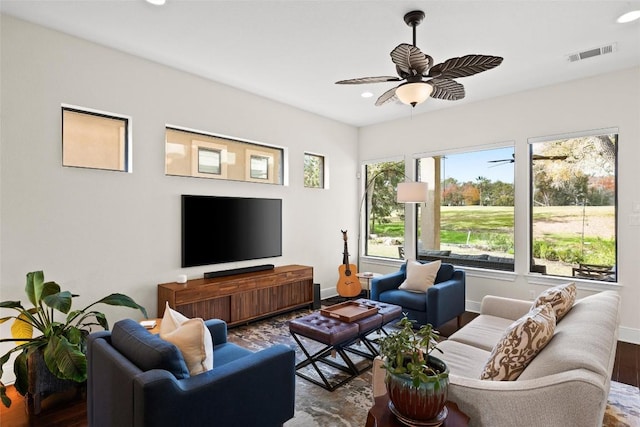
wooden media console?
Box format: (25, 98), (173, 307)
(157, 264), (314, 326)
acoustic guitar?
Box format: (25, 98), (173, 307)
(336, 230), (361, 297)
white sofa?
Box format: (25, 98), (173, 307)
(373, 290), (620, 427)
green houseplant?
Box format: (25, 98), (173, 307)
(378, 315), (449, 423)
(0, 270), (147, 409)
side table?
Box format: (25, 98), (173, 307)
(141, 318), (162, 334)
(365, 394), (469, 427)
(356, 272), (382, 298)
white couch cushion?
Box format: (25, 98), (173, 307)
(519, 290), (620, 380)
(447, 314), (515, 352)
(436, 339), (492, 379)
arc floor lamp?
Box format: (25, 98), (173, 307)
(357, 168), (429, 271)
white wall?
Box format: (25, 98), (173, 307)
(0, 14), (359, 383)
(359, 67), (640, 344)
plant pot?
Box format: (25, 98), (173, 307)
(385, 355), (449, 423)
(26, 348), (84, 415)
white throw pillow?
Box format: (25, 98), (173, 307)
(398, 260), (441, 293)
(160, 302), (214, 376)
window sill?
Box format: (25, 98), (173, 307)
(526, 273), (621, 292)
(359, 255), (404, 269)
(457, 266), (517, 282)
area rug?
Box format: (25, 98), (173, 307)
(226, 308), (640, 427)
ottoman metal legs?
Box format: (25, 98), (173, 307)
(288, 314), (361, 391)
(288, 301), (402, 391)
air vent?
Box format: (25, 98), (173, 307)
(568, 43), (617, 62)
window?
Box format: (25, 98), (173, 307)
(197, 148), (221, 175)
(363, 160), (405, 259)
(62, 105), (131, 172)
(416, 146), (515, 271)
(249, 155), (269, 180)
(304, 153), (325, 188)
(529, 130), (617, 282)
(165, 127), (283, 185)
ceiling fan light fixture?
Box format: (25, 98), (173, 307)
(395, 82), (433, 107)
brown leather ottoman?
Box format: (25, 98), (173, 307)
(288, 313), (361, 391)
(288, 300), (402, 391)
(352, 299), (403, 353)
(354, 298), (403, 324)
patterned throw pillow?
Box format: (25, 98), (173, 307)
(532, 282), (577, 321)
(160, 302), (214, 376)
(399, 260), (441, 293)
(480, 303), (556, 381)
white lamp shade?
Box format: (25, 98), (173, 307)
(397, 182), (428, 203)
(395, 82), (434, 107)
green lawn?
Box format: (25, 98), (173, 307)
(367, 205), (616, 268)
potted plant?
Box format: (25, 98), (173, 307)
(378, 315), (449, 424)
(0, 270), (147, 412)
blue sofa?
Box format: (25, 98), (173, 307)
(370, 261), (466, 328)
(87, 318), (295, 427)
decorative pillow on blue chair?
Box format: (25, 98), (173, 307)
(435, 262), (454, 283)
(160, 303), (214, 376)
(111, 318), (190, 379)
(399, 260), (442, 292)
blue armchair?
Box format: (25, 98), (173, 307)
(87, 318), (295, 427)
(370, 261), (466, 328)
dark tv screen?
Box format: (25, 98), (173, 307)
(182, 195), (282, 267)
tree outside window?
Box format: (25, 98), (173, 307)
(304, 153), (324, 188)
(364, 161), (405, 258)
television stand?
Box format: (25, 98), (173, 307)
(157, 264), (313, 326)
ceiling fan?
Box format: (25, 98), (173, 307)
(336, 10), (503, 107)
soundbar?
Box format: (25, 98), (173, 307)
(204, 264), (275, 279)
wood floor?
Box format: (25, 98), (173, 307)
(1, 312), (638, 427)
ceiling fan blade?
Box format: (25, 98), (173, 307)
(375, 86), (399, 106)
(428, 55), (503, 79)
(428, 78), (465, 100)
(390, 43), (432, 76)
(335, 76), (401, 85)
(395, 65), (410, 80)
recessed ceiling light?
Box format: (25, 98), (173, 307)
(361, 91), (374, 98)
(146, 0), (166, 5)
(617, 10), (640, 23)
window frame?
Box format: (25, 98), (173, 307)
(528, 128), (618, 283)
(165, 125), (286, 185)
(303, 152), (326, 189)
(414, 144), (516, 272)
(361, 159), (407, 260)
(61, 104), (132, 173)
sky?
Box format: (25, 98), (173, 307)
(441, 146), (515, 184)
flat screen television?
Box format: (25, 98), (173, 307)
(181, 195), (282, 267)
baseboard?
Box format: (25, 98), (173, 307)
(321, 288), (340, 300)
(465, 300), (481, 314)
(619, 326), (640, 345)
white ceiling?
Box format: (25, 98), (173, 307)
(2, 0), (640, 127)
